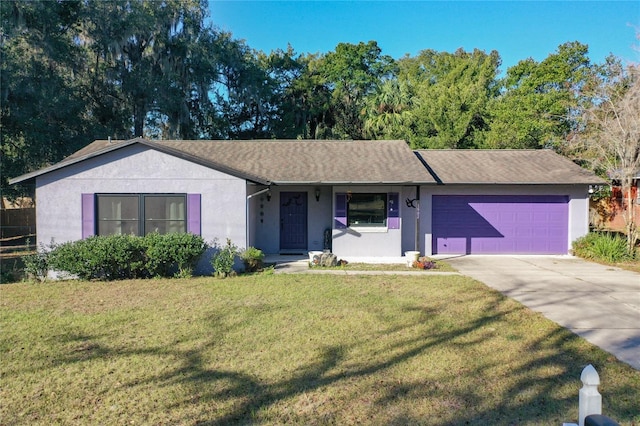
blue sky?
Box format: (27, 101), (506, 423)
(208, 1), (639, 72)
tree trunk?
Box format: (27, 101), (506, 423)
(133, 98), (146, 137)
(623, 183), (639, 254)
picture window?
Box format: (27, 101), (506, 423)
(96, 194), (186, 236)
(347, 193), (387, 227)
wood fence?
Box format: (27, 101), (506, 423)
(0, 206), (36, 255)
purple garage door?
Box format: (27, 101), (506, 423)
(432, 195), (569, 254)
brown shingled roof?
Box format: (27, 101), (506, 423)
(157, 139), (435, 184)
(10, 138), (604, 186)
(416, 149), (606, 185)
(10, 138), (436, 185)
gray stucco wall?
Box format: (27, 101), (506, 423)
(331, 185), (406, 259)
(419, 184), (590, 256)
(35, 145), (248, 268)
(250, 185), (333, 254)
(401, 186), (420, 254)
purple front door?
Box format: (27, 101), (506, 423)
(432, 195), (569, 254)
(280, 192), (308, 252)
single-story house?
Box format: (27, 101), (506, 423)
(9, 138), (606, 270)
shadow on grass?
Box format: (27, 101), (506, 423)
(134, 301), (629, 423)
(7, 280), (637, 425)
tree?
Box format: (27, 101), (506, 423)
(390, 48), (500, 149)
(83, 0), (210, 138)
(1, 0), (94, 196)
(570, 62), (640, 253)
(481, 42), (594, 149)
(320, 41), (397, 139)
(210, 33), (272, 139)
(1, 0), (242, 196)
(268, 49), (332, 139)
(256, 46), (306, 139)
(363, 79), (414, 140)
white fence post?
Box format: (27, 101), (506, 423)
(579, 364), (602, 426)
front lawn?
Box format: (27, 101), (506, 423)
(1, 275), (638, 425)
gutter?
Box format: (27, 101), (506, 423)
(245, 187), (271, 250)
(272, 180), (437, 185)
(415, 185), (421, 252)
(430, 181), (608, 186)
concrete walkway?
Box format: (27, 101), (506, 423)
(265, 255), (460, 276)
(442, 255), (640, 370)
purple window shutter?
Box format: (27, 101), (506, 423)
(335, 193), (347, 229)
(387, 192), (400, 229)
(81, 193), (95, 238)
(187, 194), (201, 235)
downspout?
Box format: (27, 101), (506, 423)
(415, 185), (421, 252)
(246, 187), (271, 249)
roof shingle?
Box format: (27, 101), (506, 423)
(9, 139), (605, 186)
(415, 149), (606, 185)
(11, 138), (436, 185)
(158, 139), (435, 184)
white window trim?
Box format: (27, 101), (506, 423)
(348, 225), (389, 233)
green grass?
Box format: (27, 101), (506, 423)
(2, 275), (639, 425)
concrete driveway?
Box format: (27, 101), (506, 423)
(443, 255), (640, 370)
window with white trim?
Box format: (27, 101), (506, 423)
(348, 193), (387, 227)
(334, 192), (399, 230)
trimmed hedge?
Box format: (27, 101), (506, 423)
(145, 232), (208, 278)
(45, 233), (207, 280)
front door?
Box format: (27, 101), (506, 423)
(280, 192), (308, 252)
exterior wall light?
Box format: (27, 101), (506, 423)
(315, 188), (321, 202)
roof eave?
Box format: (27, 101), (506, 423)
(435, 180), (607, 185)
(9, 138), (143, 185)
(271, 180), (437, 185)
(9, 174), (36, 186)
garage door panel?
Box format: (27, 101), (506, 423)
(433, 195), (568, 254)
(437, 237), (467, 253)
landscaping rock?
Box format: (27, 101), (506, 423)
(319, 252), (338, 267)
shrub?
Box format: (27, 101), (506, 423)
(48, 238), (97, 280)
(105, 234), (148, 278)
(211, 238), (238, 277)
(22, 250), (51, 282)
(589, 233), (632, 263)
(572, 232), (632, 263)
(49, 235), (147, 280)
(240, 246), (264, 272)
(0, 268), (16, 284)
(145, 233), (207, 278)
(46, 233), (207, 280)
(1, 257), (26, 283)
